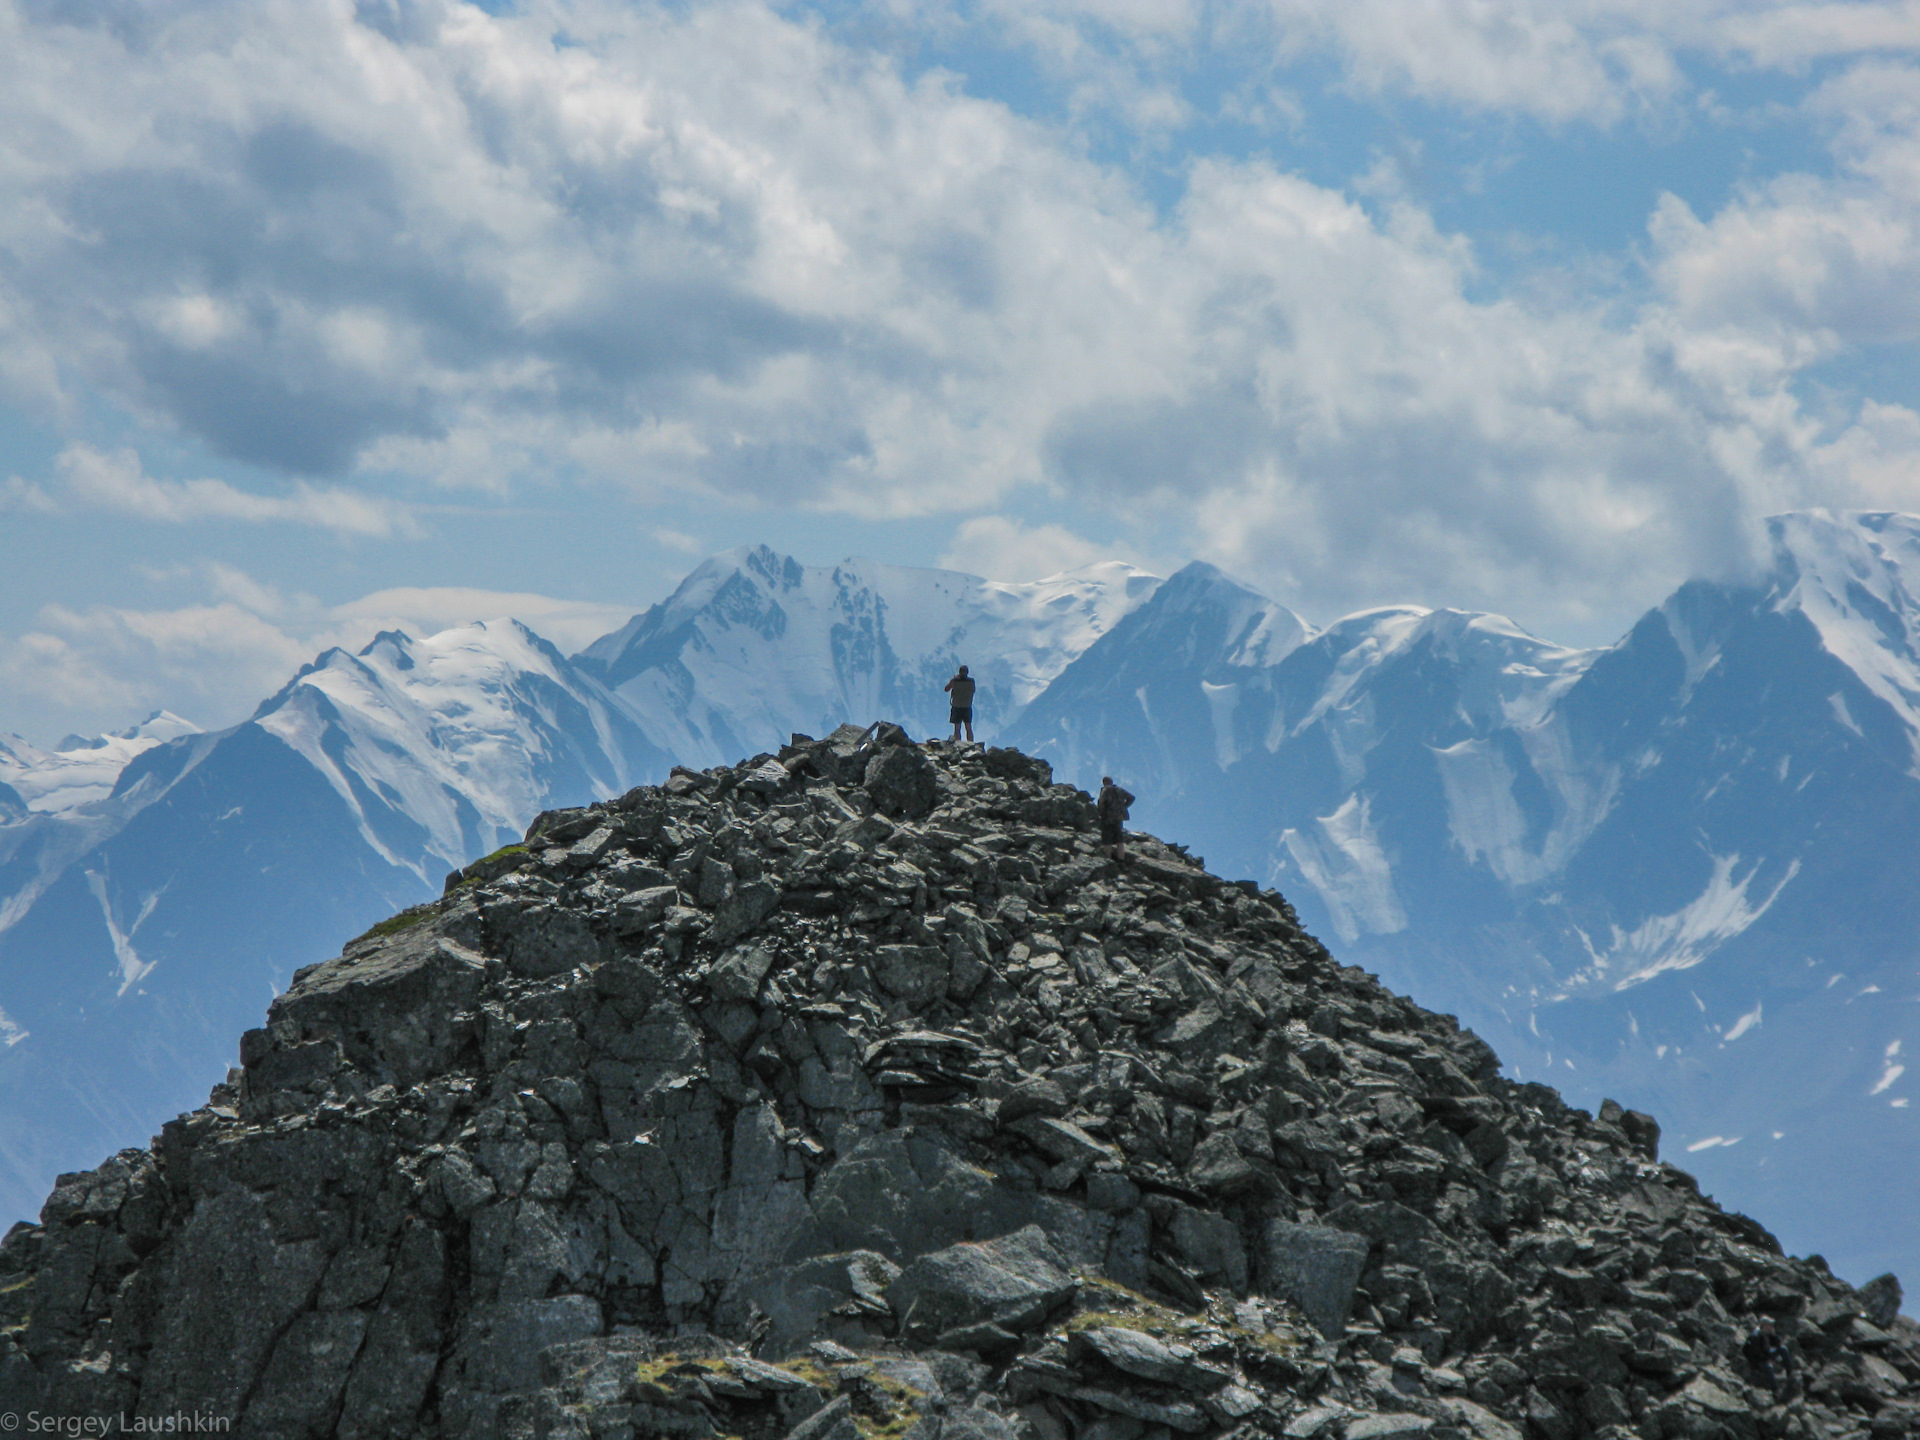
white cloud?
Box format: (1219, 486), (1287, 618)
(0, 565), (649, 743)
(1722, 2), (1920, 68)
(1810, 400), (1920, 509)
(55, 445), (411, 536)
(0, 600), (311, 738)
(332, 587), (640, 654)
(652, 527), (708, 556)
(938, 515), (1138, 580)
(961, 1), (1920, 127)
(0, 0), (1915, 651)
(0, 475), (53, 513)
(1262, 0), (1690, 125)
(1652, 62), (1920, 345)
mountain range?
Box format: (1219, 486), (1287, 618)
(0, 514), (1912, 1295)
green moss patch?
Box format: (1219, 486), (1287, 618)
(348, 903), (439, 946)
(627, 1351), (929, 1440)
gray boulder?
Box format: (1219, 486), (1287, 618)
(864, 743), (940, 819)
(1860, 1272), (1904, 1327)
(709, 943), (774, 1002)
(748, 1249), (902, 1356)
(1261, 1221), (1369, 1338)
(888, 1225), (1076, 1343)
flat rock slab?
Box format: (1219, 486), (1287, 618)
(1283, 1407), (1346, 1439)
(1262, 1222), (1369, 1339)
(1071, 1326), (1220, 1389)
(888, 1224), (1076, 1341)
(1073, 1324), (1186, 1383)
(1346, 1416), (1435, 1440)
(1073, 1386), (1208, 1433)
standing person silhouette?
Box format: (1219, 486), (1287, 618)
(1097, 775), (1134, 862)
(944, 665), (977, 743)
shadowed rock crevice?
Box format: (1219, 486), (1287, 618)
(0, 732), (1911, 1440)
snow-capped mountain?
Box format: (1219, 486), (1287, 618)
(0, 623), (668, 1226)
(1, 523), (1914, 1291)
(0, 713), (208, 994)
(1008, 511), (1920, 1286)
(256, 620), (664, 884)
(0, 557), (1154, 1229)
(1008, 562), (1314, 794)
(0, 711), (200, 815)
(578, 545), (1159, 763)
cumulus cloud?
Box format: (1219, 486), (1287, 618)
(938, 515), (1140, 581)
(333, 587), (641, 654)
(958, 1), (1920, 128)
(1652, 62), (1920, 350)
(0, 566), (650, 745)
(55, 445), (411, 536)
(0, 0), (1917, 654)
(0, 601), (312, 740)
(0, 476), (53, 514)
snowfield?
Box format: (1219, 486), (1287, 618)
(1, 514), (1916, 1290)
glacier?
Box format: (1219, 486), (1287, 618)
(0, 514), (1917, 1293)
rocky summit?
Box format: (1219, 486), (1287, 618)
(0, 729), (1912, 1440)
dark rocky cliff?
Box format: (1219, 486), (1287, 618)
(0, 729), (1911, 1439)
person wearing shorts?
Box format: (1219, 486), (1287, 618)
(944, 664), (976, 742)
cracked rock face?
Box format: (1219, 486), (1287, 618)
(0, 731), (1913, 1440)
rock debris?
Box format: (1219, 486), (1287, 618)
(0, 726), (1912, 1440)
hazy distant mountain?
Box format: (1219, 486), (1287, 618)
(1007, 510), (1920, 1284)
(0, 517), (1914, 1290)
(0, 621), (664, 1224)
(576, 544), (1158, 761)
(0, 562), (1155, 1224)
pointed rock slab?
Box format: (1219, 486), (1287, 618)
(789, 1395), (860, 1440)
(267, 929), (488, 1089)
(1187, 1132), (1260, 1195)
(887, 1225), (1076, 1342)
(737, 759), (794, 795)
(871, 944), (950, 1004)
(996, 1078), (1069, 1124)
(1070, 1326), (1232, 1391)
(1441, 1398), (1524, 1440)
(1008, 1116), (1121, 1167)
(1283, 1407), (1346, 1439)
(1261, 1222), (1369, 1339)
(745, 1250), (902, 1357)
(612, 885), (680, 935)
(1673, 1375), (1749, 1416)
(1323, 1199), (1443, 1253)
(710, 879), (781, 946)
(939, 1409), (1017, 1440)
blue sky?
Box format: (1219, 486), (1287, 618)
(2, 0), (1919, 742)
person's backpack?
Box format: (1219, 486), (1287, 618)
(1099, 785), (1134, 822)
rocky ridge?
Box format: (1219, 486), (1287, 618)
(0, 729), (1912, 1440)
